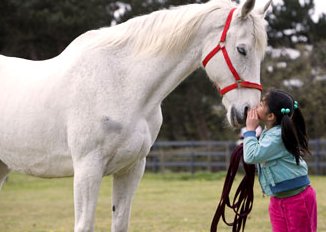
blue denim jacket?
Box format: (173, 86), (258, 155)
(243, 126), (310, 196)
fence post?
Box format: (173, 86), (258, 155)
(315, 139), (321, 175)
(207, 145), (212, 172)
(159, 148), (165, 173)
(191, 151), (195, 174)
(189, 142), (195, 174)
(225, 142), (230, 170)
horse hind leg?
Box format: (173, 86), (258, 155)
(0, 160), (10, 190)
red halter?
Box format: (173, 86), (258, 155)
(202, 8), (263, 96)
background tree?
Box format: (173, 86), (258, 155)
(262, 0), (326, 139)
(313, 13), (326, 41)
(0, 0), (111, 59)
(266, 0), (315, 47)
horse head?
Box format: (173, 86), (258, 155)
(202, 0), (272, 127)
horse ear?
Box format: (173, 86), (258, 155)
(240, 0), (256, 18)
(257, 0), (272, 17)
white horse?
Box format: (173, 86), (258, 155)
(0, 0), (271, 231)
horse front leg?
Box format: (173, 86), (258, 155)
(73, 151), (104, 232)
(0, 160), (10, 190)
(111, 158), (146, 232)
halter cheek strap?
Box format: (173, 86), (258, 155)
(202, 8), (263, 96)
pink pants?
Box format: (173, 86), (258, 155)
(269, 186), (317, 232)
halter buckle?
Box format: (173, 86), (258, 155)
(236, 79), (243, 87)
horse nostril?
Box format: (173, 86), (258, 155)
(244, 106), (249, 118)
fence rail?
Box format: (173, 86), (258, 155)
(146, 139), (326, 175)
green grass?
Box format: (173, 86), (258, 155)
(0, 172), (325, 232)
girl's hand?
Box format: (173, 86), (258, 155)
(246, 108), (259, 131)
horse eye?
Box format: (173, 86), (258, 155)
(237, 47), (247, 56)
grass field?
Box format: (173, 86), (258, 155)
(0, 172), (325, 232)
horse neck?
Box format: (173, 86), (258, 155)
(100, 6), (232, 113)
(137, 8), (232, 107)
(133, 27), (222, 109)
(135, 47), (201, 109)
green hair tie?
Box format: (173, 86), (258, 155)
(281, 108), (291, 114)
(294, 101), (299, 109)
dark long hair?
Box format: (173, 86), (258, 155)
(264, 89), (310, 164)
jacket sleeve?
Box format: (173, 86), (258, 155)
(243, 131), (285, 164)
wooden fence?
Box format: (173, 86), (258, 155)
(146, 139), (326, 175)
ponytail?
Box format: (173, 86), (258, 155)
(292, 108), (311, 156)
(281, 114), (300, 165)
(265, 89), (311, 164)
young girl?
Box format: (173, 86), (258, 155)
(243, 89), (317, 232)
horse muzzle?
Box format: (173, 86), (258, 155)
(229, 105), (248, 128)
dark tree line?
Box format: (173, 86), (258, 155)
(0, 0), (111, 59)
(0, 0), (325, 140)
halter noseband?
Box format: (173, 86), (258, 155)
(202, 8), (263, 96)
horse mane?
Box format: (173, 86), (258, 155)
(84, 0), (234, 55)
(249, 13), (268, 59)
(68, 0), (267, 58)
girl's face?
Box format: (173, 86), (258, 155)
(256, 98), (272, 122)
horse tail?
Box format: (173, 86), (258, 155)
(210, 143), (256, 232)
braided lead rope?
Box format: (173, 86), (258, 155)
(210, 144), (256, 232)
